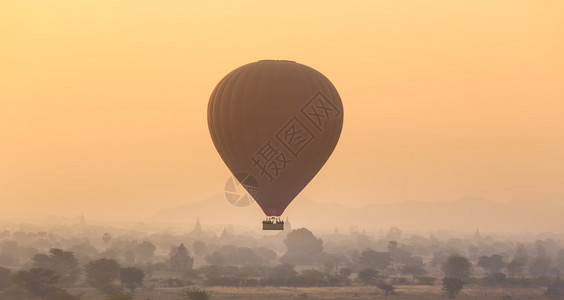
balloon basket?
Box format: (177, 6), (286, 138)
(262, 217), (284, 230)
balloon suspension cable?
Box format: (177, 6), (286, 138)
(262, 216), (284, 230)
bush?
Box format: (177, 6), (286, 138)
(358, 268), (378, 284)
(377, 281), (395, 297)
(442, 277), (463, 298)
(481, 272), (506, 286)
(97, 284), (122, 295)
(181, 287), (212, 300)
(390, 277), (409, 285)
(504, 277), (533, 288)
(326, 273), (351, 286)
(415, 276), (436, 285)
(164, 278), (185, 287)
(204, 276), (259, 287)
(297, 269), (327, 287)
(338, 267), (352, 277)
(0, 267), (12, 290)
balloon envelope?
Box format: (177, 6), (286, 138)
(208, 60), (343, 216)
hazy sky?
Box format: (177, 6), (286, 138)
(1, 1), (563, 220)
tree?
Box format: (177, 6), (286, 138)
(514, 243), (529, 263)
(12, 268), (59, 300)
(119, 267), (144, 292)
(0, 266), (12, 291)
(545, 276), (564, 296)
(442, 277), (463, 298)
(135, 241), (156, 262)
(254, 247), (277, 263)
(280, 229), (323, 265)
(442, 255), (471, 278)
(205, 251), (226, 265)
(477, 254), (505, 274)
(556, 249), (564, 272)
(358, 249), (391, 270)
(222, 247), (262, 265)
(376, 281), (395, 297)
(32, 248), (80, 286)
(85, 258), (120, 288)
(181, 287), (212, 300)
(529, 257), (553, 277)
(102, 233), (111, 250)
(400, 265), (427, 277)
(284, 228), (323, 256)
(339, 267), (352, 277)
(506, 258), (525, 277)
(297, 269), (326, 286)
(267, 263), (298, 279)
(357, 268), (378, 284)
(416, 276), (436, 285)
(192, 240), (207, 257)
(385, 227), (402, 241)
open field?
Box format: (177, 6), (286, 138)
(70, 285), (549, 300)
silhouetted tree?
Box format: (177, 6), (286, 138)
(124, 250), (135, 265)
(12, 268), (58, 300)
(32, 248), (79, 286)
(376, 281), (395, 297)
(119, 267), (144, 292)
(284, 228), (323, 255)
(515, 243), (529, 263)
(102, 233), (111, 250)
(134, 241), (156, 262)
(416, 276), (436, 285)
(358, 249), (391, 270)
(400, 264), (427, 277)
(556, 249), (564, 272)
(221, 246), (262, 265)
(268, 263), (298, 279)
(442, 255), (471, 278)
(339, 267), (352, 277)
(482, 272), (506, 286)
(0, 266), (12, 291)
(529, 257), (553, 277)
(385, 227), (402, 241)
(442, 277), (463, 298)
(254, 247), (277, 263)
(262, 264), (298, 286)
(297, 269), (326, 286)
(280, 228), (323, 265)
(85, 258), (120, 288)
(205, 251), (226, 265)
(545, 275), (564, 296)
(477, 254), (505, 274)
(357, 268), (378, 284)
(192, 240), (207, 257)
(181, 287), (212, 300)
(506, 258), (525, 277)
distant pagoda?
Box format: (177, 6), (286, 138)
(189, 217), (204, 236)
(170, 243), (194, 272)
(283, 216), (292, 231)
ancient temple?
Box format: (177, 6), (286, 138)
(189, 217), (204, 236)
(170, 243), (194, 272)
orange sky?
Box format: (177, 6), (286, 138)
(1, 1), (563, 220)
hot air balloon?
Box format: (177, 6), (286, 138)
(208, 60), (343, 230)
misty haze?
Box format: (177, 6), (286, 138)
(2, 0), (563, 299)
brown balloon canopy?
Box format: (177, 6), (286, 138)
(208, 60), (344, 220)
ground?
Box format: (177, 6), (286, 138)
(70, 285), (549, 300)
